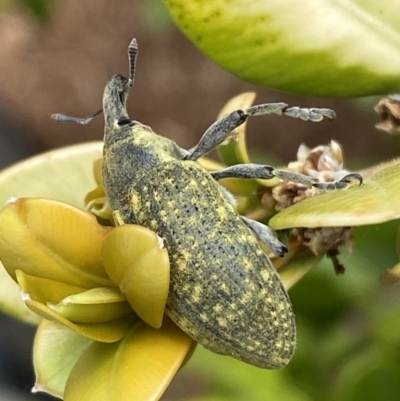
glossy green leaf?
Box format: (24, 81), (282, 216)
(0, 142), (102, 208)
(33, 320), (93, 398)
(102, 225), (170, 329)
(163, 0), (400, 97)
(64, 318), (193, 401)
(269, 160), (400, 230)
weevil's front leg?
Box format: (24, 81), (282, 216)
(241, 216), (287, 257)
(211, 163), (317, 187)
(185, 104), (335, 161)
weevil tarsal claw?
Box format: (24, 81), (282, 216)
(313, 173), (363, 191)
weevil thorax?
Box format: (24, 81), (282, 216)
(102, 74), (184, 215)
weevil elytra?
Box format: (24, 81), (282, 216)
(52, 38), (346, 369)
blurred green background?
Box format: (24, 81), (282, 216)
(0, 1), (399, 401)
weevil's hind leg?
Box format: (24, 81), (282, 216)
(313, 173), (363, 191)
(185, 104), (335, 161)
(241, 216), (287, 257)
(211, 163), (317, 187)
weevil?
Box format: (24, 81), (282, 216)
(52, 38), (358, 369)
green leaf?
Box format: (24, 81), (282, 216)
(33, 320), (93, 398)
(0, 142), (103, 208)
(20, 0), (55, 21)
(274, 248), (323, 291)
(162, 0), (400, 97)
(269, 159), (400, 230)
(186, 347), (312, 401)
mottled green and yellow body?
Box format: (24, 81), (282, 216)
(102, 75), (295, 369)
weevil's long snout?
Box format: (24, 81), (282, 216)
(102, 74), (131, 125)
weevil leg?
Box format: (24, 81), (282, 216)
(185, 104), (335, 161)
(313, 173), (363, 191)
(241, 216), (288, 257)
(211, 164), (275, 180)
(113, 210), (125, 226)
(211, 163), (317, 187)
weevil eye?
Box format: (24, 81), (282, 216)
(117, 117), (133, 126)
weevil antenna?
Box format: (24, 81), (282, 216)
(127, 38), (138, 87)
(51, 108), (103, 125)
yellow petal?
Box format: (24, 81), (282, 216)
(25, 297), (132, 343)
(61, 287), (127, 304)
(33, 320), (93, 398)
(0, 262), (39, 324)
(53, 288), (132, 324)
(84, 158), (112, 221)
(16, 271), (132, 324)
(0, 142), (103, 324)
(50, 302), (133, 324)
(16, 270), (87, 304)
(102, 225), (170, 328)
(0, 198), (113, 288)
(64, 318), (193, 401)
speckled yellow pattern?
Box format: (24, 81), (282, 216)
(102, 74), (295, 369)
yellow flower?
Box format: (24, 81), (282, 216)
(0, 143), (192, 400)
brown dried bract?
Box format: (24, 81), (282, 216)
(374, 94), (400, 134)
(272, 140), (351, 210)
(271, 141), (355, 272)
